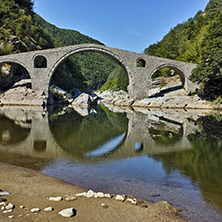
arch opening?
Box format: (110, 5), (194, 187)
(48, 48), (130, 102)
(34, 55), (47, 68)
(137, 58), (146, 67)
(148, 117), (183, 145)
(0, 61), (32, 92)
(149, 65), (186, 98)
(0, 114), (31, 145)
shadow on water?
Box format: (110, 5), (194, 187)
(0, 105), (222, 221)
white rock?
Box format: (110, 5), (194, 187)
(31, 208), (40, 213)
(94, 192), (104, 198)
(8, 215), (14, 219)
(3, 209), (13, 214)
(101, 203), (109, 209)
(0, 191), (10, 196)
(72, 93), (90, 108)
(20, 205), (25, 209)
(1, 206), (5, 210)
(48, 196), (63, 202)
(126, 198), (137, 205)
(86, 190), (94, 198)
(105, 194), (111, 198)
(75, 192), (86, 197)
(65, 196), (78, 201)
(5, 203), (14, 210)
(115, 195), (125, 202)
(58, 208), (76, 218)
(44, 207), (54, 212)
(0, 202), (6, 206)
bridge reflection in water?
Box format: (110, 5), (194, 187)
(0, 105), (222, 222)
(0, 105), (198, 164)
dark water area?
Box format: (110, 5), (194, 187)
(0, 105), (222, 222)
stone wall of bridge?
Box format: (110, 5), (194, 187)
(0, 44), (198, 101)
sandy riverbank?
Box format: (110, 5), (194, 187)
(0, 162), (187, 222)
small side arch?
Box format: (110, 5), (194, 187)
(0, 59), (32, 90)
(136, 58), (146, 67)
(150, 64), (186, 87)
(34, 55), (47, 68)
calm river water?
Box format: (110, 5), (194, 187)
(0, 105), (222, 222)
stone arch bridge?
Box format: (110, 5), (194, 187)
(0, 43), (197, 101)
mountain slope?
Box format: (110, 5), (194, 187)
(0, 0), (125, 92)
(144, 0), (222, 100)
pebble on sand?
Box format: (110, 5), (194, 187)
(94, 192), (105, 198)
(58, 208), (76, 218)
(5, 203), (14, 210)
(44, 207), (54, 212)
(86, 190), (94, 198)
(48, 196), (63, 202)
(0, 191), (10, 196)
(0, 202), (7, 206)
(31, 208), (40, 213)
(75, 192), (86, 197)
(65, 196), (78, 202)
(115, 195), (125, 202)
(3, 209), (13, 214)
(101, 203), (109, 209)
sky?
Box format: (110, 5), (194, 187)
(34, 0), (209, 53)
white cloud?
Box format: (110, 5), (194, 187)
(125, 28), (143, 36)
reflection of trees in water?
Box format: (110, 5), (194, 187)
(149, 119), (183, 145)
(152, 115), (222, 212)
(0, 115), (31, 145)
(49, 105), (128, 158)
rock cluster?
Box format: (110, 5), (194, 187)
(97, 90), (213, 110)
(0, 79), (47, 106)
(0, 188), (150, 220)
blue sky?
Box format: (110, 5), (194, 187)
(34, 0), (209, 53)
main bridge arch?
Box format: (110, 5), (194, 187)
(47, 45), (133, 86)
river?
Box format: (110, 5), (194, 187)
(0, 104), (222, 222)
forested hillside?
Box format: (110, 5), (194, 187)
(0, 0), (53, 54)
(33, 14), (127, 91)
(0, 0), (126, 92)
(144, 0), (222, 100)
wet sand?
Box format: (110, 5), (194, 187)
(0, 162), (187, 221)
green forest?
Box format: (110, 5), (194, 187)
(0, 0), (127, 93)
(144, 0), (222, 100)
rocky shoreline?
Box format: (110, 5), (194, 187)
(0, 162), (187, 221)
(0, 75), (221, 110)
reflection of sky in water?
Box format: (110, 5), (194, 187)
(42, 153), (221, 222)
(86, 133), (126, 157)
